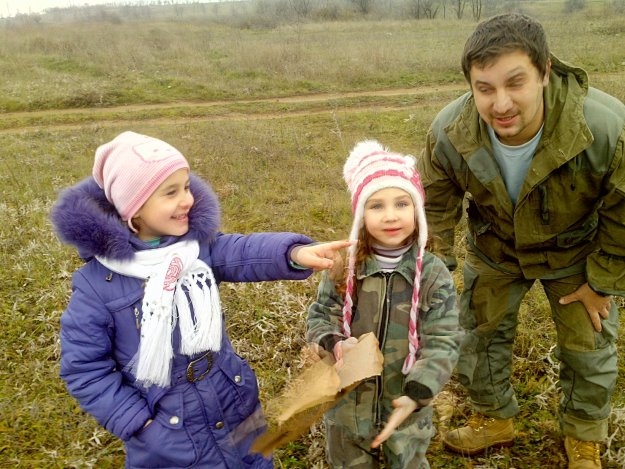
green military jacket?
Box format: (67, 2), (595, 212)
(307, 246), (461, 416)
(417, 55), (625, 296)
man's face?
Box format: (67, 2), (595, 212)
(469, 50), (550, 146)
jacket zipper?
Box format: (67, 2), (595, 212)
(374, 272), (393, 431)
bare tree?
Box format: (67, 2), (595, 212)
(422, 0), (440, 18)
(351, 0), (373, 14)
(407, 0), (423, 18)
(289, 0), (312, 18)
(452, 0), (467, 19)
(471, 0), (482, 20)
(407, 0), (440, 18)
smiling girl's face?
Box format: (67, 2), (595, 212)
(363, 187), (415, 248)
(132, 169), (194, 241)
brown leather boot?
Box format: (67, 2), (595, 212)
(564, 436), (601, 468)
(443, 413), (514, 456)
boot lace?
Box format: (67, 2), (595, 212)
(467, 413), (490, 430)
(571, 439), (600, 462)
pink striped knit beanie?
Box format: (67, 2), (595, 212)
(342, 139), (427, 374)
(92, 131), (190, 225)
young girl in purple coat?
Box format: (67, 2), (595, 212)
(50, 131), (349, 468)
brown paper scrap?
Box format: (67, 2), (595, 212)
(251, 332), (383, 456)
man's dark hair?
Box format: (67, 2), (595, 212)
(461, 13), (550, 82)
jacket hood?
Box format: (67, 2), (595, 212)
(50, 173), (221, 261)
(542, 54), (589, 139)
(549, 54), (588, 94)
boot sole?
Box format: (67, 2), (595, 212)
(443, 438), (514, 456)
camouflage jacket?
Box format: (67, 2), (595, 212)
(307, 246), (461, 418)
(417, 55), (625, 295)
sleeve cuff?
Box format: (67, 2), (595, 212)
(319, 334), (344, 354)
(404, 381), (433, 402)
(287, 243), (315, 271)
(289, 259), (309, 270)
(589, 284), (610, 297)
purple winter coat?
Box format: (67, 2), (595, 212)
(50, 174), (313, 468)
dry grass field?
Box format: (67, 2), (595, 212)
(1, 1), (625, 467)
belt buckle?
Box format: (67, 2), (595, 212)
(186, 351), (213, 383)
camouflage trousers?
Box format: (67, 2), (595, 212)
(323, 406), (434, 469)
(457, 249), (619, 440)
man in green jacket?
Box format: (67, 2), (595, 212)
(416, 13), (625, 469)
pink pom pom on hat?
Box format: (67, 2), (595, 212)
(92, 131), (190, 225)
(342, 139), (427, 374)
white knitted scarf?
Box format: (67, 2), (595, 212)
(96, 239), (222, 388)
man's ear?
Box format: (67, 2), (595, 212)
(542, 57), (552, 86)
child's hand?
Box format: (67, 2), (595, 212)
(370, 396), (418, 448)
(291, 240), (353, 271)
(332, 336), (358, 369)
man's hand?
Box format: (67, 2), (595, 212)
(291, 240), (354, 271)
(559, 282), (611, 332)
(371, 396), (418, 448)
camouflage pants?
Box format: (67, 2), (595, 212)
(323, 406), (433, 469)
(457, 249), (619, 440)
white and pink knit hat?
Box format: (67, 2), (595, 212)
(342, 139), (427, 374)
(92, 131), (190, 224)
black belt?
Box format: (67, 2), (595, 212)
(185, 350), (213, 383)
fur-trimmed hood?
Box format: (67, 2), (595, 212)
(50, 173), (220, 261)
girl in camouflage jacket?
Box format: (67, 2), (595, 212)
(307, 140), (463, 469)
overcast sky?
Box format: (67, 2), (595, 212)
(2, 0), (115, 16)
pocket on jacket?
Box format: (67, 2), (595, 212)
(389, 405), (434, 444)
(383, 406), (434, 467)
(554, 212), (598, 248)
(466, 198), (492, 238)
(213, 351), (261, 420)
(125, 393), (198, 468)
(108, 293), (145, 367)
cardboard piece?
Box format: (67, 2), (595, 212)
(251, 332), (383, 456)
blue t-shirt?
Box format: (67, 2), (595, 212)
(488, 125), (543, 204)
